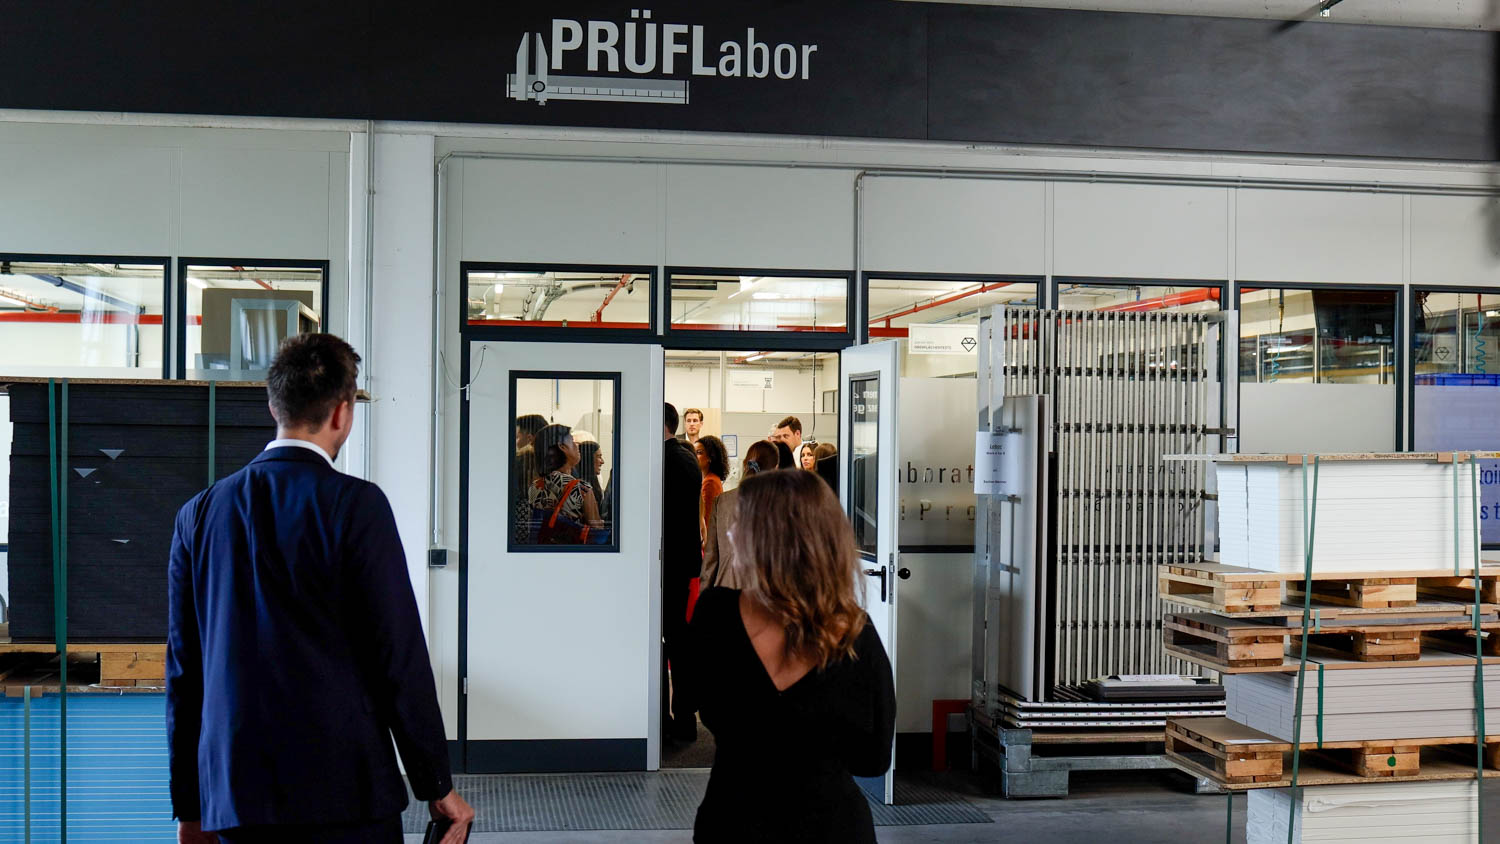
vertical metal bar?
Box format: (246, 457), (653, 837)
(1058, 309), (1072, 687)
(1130, 312), (1144, 674)
(59, 379), (67, 844)
(24, 685), (30, 844)
(207, 381), (217, 486)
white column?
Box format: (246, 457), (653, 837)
(369, 132), (437, 634)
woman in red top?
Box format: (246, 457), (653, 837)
(695, 435), (729, 541)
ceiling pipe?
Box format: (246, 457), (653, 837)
(592, 274), (634, 322)
(30, 274), (142, 312)
(1096, 287), (1220, 313)
(869, 281), (1016, 327)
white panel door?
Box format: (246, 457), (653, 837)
(464, 341), (663, 771)
(840, 340), (899, 805)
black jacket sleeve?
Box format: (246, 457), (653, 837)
(165, 502), (203, 821)
(345, 483), (454, 801)
(840, 622), (897, 778)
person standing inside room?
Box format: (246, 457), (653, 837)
(682, 408), (706, 445)
(799, 442), (818, 471)
(166, 334), (473, 844)
(526, 424), (602, 540)
(577, 440), (610, 523)
(685, 470), (895, 844)
(695, 435), (729, 541)
(773, 440), (796, 470)
(814, 442), (839, 492)
(768, 415), (803, 460)
(663, 403), (704, 742)
(515, 413), (547, 452)
(701, 439), (779, 591)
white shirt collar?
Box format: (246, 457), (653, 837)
(265, 438), (337, 469)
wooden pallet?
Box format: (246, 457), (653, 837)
(1166, 717), (1500, 789)
(0, 640), (165, 688)
(1160, 562), (1500, 616)
(1164, 612), (1500, 671)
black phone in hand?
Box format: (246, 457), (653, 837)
(423, 818), (452, 844)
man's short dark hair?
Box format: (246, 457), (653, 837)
(684, 408), (703, 422)
(267, 333), (360, 430)
(664, 403), (679, 434)
(775, 415), (802, 435)
(516, 414), (548, 436)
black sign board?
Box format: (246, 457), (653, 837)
(0, 1), (1494, 161)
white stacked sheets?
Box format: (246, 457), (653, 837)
(1246, 780), (1479, 843)
(1224, 664), (1500, 743)
(1215, 461), (1478, 573)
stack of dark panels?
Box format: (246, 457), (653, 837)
(7, 382), (275, 641)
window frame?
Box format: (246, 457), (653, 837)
(1232, 280), (1405, 453)
(664, 266), (854, 351)
(460, 262), (658, 345)
(0, 252), (172, 380)
(1407, 283), (1500, 455)
(176, 257), (331, 380)
(861, 271), (1045, 344)
(506, 369), (623, 555)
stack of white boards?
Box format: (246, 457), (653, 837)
(1246, 780), (1478, 844)
(1214, 459), (1477, 573)
(1225, 664), (1500, 743)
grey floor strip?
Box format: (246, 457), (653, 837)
(405, 772), (990, 833)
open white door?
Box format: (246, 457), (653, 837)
(840, 340), (899, 805)
(462, 340), (664, 772)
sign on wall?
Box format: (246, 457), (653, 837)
(0, 2), (1494, 160)
(910, 323), (979, 356)
(728, 369), (774, 390)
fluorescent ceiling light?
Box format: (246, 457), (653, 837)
(187, 277), (209, 290)
(752, 292), (783, 300)
(744, 352), (769, 362)
(492, 283), (505, 296)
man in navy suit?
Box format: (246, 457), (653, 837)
(167, 334), (474, 844)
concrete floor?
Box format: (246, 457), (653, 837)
(402, 770), (1241, 844)
(401, 768), (1500, 843)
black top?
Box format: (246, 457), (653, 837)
(685, 588), (896, 844)
(663, 436), (704, 578)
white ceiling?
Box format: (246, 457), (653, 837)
(906, 0), (1500, 30)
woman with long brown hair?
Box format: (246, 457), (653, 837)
(685, 469), (895, 844)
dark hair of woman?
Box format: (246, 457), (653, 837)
(531, 423), (573, 475)
(576, 440), (603, 489)
(698, 435), (730, 480)
(774, 440), (795, 470)
(741, 439), (779, 477)
(733, 470), (866, 670)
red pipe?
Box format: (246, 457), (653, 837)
(869, 282), (1014, 327)
(0, 313), (196, 325)
(1099, 288), (1219, 313)
(467, 319), (649, 330)
(592, 274), (633, 322)
(231, 265), (276, 292)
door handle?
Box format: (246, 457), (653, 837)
(897, 567), (911, 580)
(862, 565), (888, 602)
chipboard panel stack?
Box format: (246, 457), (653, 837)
(1246, 780), (1479, 844)
(1216, 458), (1477, 573)
(1161, 453), (1499, 842)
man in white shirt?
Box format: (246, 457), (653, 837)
(769, 415), (803, 464)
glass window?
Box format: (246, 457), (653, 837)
(867, 277), (1038, 338)
(664, 350), (839, 489)
(1412, 289), (1500, 546)
(510, 374), (618, 551)
(849, 374), (879, 559)
(184, 263), (324, 380)
(1237, 286), (1398, 453)
(669, 272), (847, 334)
(0, 260), (166, 377)
(466, 268), (650, 330)
(1056, 281), (1223, 314)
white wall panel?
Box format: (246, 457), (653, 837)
(1410, 195), (1500, 286)
(1236, 189), (1404, 284)
(179, 147), (332, 258)
(1054, 183), (1227, 279)
(665, 166), (852, 269)
(1239, 383), (1397, 453)
(459, 159), (661, 265)
(863, 178), (1045, 275)
(0, 141), (172, 255)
